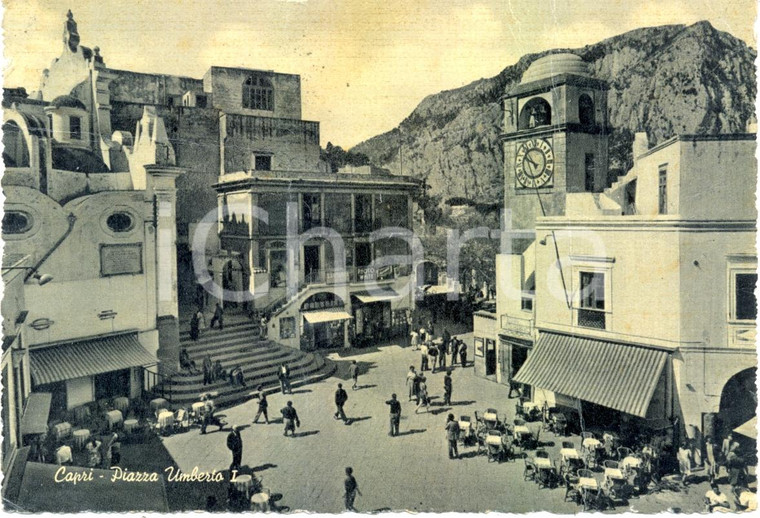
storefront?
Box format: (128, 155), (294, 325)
(351, 290), (407, 347)
(302, 310), (352, 349)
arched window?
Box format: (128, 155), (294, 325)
(2, 121), (29, 167)
(242, 76), (274, 111)
(518, 98), (551, 130)
(579, 94), (595, 126)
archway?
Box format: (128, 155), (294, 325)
(518, 97), (552, 129)
(2, 121), (29, 167)
(578, 94), (594, 126)
(719, 367), (757, 440)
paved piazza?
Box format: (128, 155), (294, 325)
(160, 336), (716, 513)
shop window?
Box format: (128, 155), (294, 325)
(280, 317), (296, 339)
(2, 211), (33, 235)
(243, 76), (274, 111)
(69, 115), (82, 140)
(106, 212), (134, 233)
(578, 271), (605, 329)
(734, 273), (757, 321)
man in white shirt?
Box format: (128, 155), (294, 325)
(705, 482), (730, 512)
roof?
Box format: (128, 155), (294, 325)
(50, 95), (86, 110)
(17, 462), (169, 512)
(513, 331), (668, 418)
(29, 332), (157, 385)
(522, 53), (590, 84)
(52, 146), (109, 173)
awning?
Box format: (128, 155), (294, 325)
(423, 285), (456, 296)
(513, 332), (668, 418)
(734, 416), (757, 440)
(16, 462), (169, 512)
(19, 393), (52, 436)
(30, 333), (156, 385)
(303, 311), (353, 324)
(354, 289), (400, 304)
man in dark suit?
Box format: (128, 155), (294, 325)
(334, 383), (349, 423)
(443, 370), (453, 405)
(385, 394), (402, 437)
(226, 425), (243, 472)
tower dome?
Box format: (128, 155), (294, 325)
(521, 53), (590, 84)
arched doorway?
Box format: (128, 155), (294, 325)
(719, 367), (757, 441)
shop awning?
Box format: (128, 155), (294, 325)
(423, 285), (456, 296)
(19, 393), (52, 436)
(513, 332), (668, 418)
(303, 311), (353, 324)
(354, 289), (400, 304)
(30, 333), (156, 385)
(16, 462), (169, 512)
(734, 416), (757, 439)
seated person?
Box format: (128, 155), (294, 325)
(179, 349), (198, 373)
(212, 360), (225, 382)
(229, 366), (246, 387)
(704, 482), (730, 512)
(734, 486), (757, 512)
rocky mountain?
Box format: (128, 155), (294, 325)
(351, 22), (756, 204)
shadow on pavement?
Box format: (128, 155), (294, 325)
(355, 384), (377, 390)
(295, 430), (320, 438)
(452, 400), (477, 406)
(346, 416), (372, 425)
(251, 462), (278, 472)
(289, 389), (313, 394)
(396, 428), (426, 436)
(429, 407), (451, 416)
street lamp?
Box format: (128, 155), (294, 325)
(2, 267), (54, 285)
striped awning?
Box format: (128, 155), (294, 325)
(513, 332), (668, 418)
(353, 288), (400, 304)
(30, 333), (156, 385)
(19, 393), (52, 436)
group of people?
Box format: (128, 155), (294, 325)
(201, 354), (226, 385)
(189, 303), (225, 341)
(412, 329), (467, 372)
(85, 431), (120, 469)
(405, 364), (455, 414)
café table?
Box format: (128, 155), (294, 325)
(106, 410), (123, 429)
(560, 448), (581, 460)
(458, 421), (472, 440)
(192, 401), (206, 415)
(55, 445), (73, 465)
(486, 435), (505, 446)
(157, 411), (174, 430)
(233, 474), (253, 495)
(73, 429), (91, 449)
(123, 418), (139, 433)
(150, 398), (168, 412)
(534, 457), (552, 469)
(53, 422), (72, 441)
(582, 437), (602, 450)
(250, 492), (270, 512)
(514, 425), (530, 438)
(578, 476), (598, 490)
(483, 412), (498, 422)
(621, 456), (642, 472)
(604, 467), (625, 480)
(112, 397), (129, 413)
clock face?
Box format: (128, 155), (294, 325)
(515, 138), (554, 188)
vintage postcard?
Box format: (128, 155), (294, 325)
(0, 0), (757, 514)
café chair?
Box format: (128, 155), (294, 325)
(523, 457), (537, 481)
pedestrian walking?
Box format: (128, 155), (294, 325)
(450, 338), (460, 365)
(210, 302), (224, 330)
(705, 436), (717, 483)
(226, 425), (243, 472)
(415, 377), (429, 414)
(251, 384), (269, 424)
(189, 312), (200, 341)
(200, 395), (225, 434)
(348, 360), (359, 390)
(442, 328), (451, 352)
(406, 366), (418, 401)
(385, 394), (401, 436)
(420, 342), (429, 372)
(260, 315), (269, 338)
(334, 383), (349, 423)
(443, 370), (453, 405)
(459, 340), (468, 367)
(428, 343), (438, 373)
(344, 467), (361, 511)
(196, 307), (207, 334)
(280, 401), (300, 437)
(278, 363), (292, 394)
(445, 413), (460, 459)
(202, 354), (213, 386)
(419, 326), (427, 343)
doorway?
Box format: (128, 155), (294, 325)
(485, 339), (497, 376)
(304, 245), (320, 283)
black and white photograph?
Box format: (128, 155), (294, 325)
(0, 0), (757, 513)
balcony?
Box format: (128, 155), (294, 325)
(301, 264), (412, 286)
(577, 308), (606, 330)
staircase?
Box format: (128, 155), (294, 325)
(163, 321), (335, 408)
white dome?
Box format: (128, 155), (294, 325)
(521, 53), (590, 84)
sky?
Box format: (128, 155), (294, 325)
(2, 0), (756, 148)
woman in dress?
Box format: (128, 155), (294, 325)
(415, 377), (429, 414)
(86, 437), (102, 468)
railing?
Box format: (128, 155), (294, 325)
(577, 308), (606, 329)
(143, 368), (173, 402)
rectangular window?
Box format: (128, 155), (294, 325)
(302, 194), (321, 231)
(578, 271), (605, 329)
(254, 155), (272, 171)
(658, 166), (668, 215)
(280, 317), (296, 339)
(69, 116), (82, 140)
(324, 194), (352, 234)
(735, 273), (758, 320)
(584, 153), (595, 192)
(355, 242), (372, 268)
(354, 194), (373, 233)
(195, 95), (207, 108)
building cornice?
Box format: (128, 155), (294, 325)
(499, 123), (611, 142)
(536, 219), (756, 232)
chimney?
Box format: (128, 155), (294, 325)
(632, 132), (649, 159)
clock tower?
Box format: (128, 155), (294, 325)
(501, 53), (610, 246)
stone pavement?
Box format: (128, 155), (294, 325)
(159, 334), (721, 513)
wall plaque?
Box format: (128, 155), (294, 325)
(100, 243), (143, 276)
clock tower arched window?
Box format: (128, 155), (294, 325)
(519, 98), (551, 130)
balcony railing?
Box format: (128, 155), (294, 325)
(577, 308), (606, 329)
(301, 265), (412, 286)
